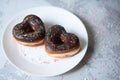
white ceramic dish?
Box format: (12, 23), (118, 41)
(2, 6), (88, 77)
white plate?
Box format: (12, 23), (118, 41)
(2, 6), (88, 77)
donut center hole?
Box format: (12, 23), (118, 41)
(51, 34), (69, 45)
(51, 35), (64, 45)
(24, 24), (34, 33)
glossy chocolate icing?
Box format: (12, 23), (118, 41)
(45, 25), (80, 52)
(12, 15), (45, 42)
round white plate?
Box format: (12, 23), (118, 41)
(2, 6), (88, 77)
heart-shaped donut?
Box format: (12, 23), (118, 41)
(12, 15), (45, 46)
(45, 25), (80, 58)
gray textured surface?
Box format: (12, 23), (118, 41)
(0, 0), (120, 80)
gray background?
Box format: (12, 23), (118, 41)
(0, 0), (120, 80)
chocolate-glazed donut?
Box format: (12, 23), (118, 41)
(12, 15), (45, 46)
(45, 25), (80, 58)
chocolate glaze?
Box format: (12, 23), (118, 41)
(45, 25), (80, 52)
(12, 15), (45, 42)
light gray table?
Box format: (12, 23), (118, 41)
(0, 0), (120, 80)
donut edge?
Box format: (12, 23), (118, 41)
(45, 46), (80, 58)
(13, 37), (44, 46)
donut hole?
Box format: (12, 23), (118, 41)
(60, 34), (68, 43)
(24, 23), (34, 33)
(51, 35), (64, 45)
(51, 33), (70, 45)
